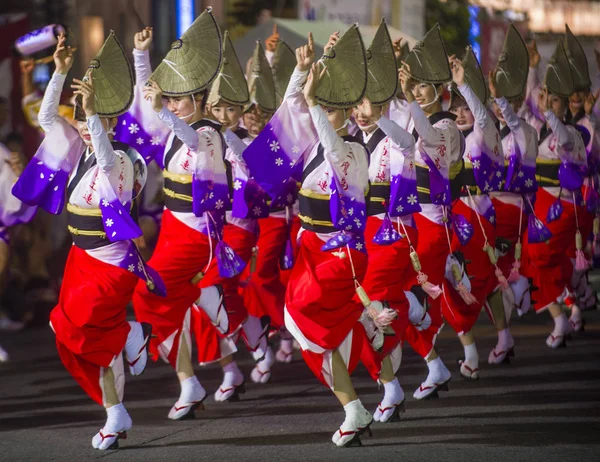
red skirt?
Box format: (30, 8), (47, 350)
(241, 215), (288, 329)
(285, 230), (368, 351)
(522, 188), (575, 311)
(50, 245), (137, 367)
(403, 213), (447, 359)
(359, 216), (417, 378)
(492, 197), (525, 276)
(442, 199), (498, 335)
(132, 209), (212, 362)
(193, 223), (256, 363)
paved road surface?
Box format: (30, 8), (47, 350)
(1, 296), (599, 461)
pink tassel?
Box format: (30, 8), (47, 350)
(417, 272), (442, 299)
(495, 267), (510, 291)
(575, 249), (589, 272)
(507, 260), (521, 283)
(366, 306), (379, 320)
(375, 308), (398, 328)
(456, 282), (478, 305)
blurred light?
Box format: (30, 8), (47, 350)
(176, 0), (195, 37)
(469, 0), (600, 35)
(80, 16), (104, 71)
(468, 5), (481, 61)
(33, 63), (50, 86)
(472, 43), (481, 61)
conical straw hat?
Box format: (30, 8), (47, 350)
(150, 8), (222, 96)
(564, 24), (591, 91)
(459, 46), (487, 104)
(545, 38), (574, 98)
(246, 41), (277, 113)
(206, 31), (249, 107)
(399, 41), (410, 64)
(404, 24), (451, 84)
(493, 24), (529, 100)
(315, 24), (367, 109)
(271, 39), (296, 104)
(76, 31), (134, 119)
(365, 18), (398, 106)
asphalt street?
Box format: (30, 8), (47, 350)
(1, 288), (599, 461)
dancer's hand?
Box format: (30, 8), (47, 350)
(449, 55), (465, 87)
(144, 80), (164, 113)
(54, 33), (75, 75)
(134, 27), (153, 51)
(537, 86), (549, 114)
(71, 75), (96, 117)
(303, 62), (326, 107)
(584, 89), (599, 116)
(295, 32), (315, 72)
(399, 63), (415, 103)
(527, 39), (541, 68)
(488, 70), (501, 99)
(392, 38), (403, 62)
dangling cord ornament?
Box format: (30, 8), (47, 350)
(398, 217), (442, 299)
(132, 239), (156, 292)
(466, 188), (509, 292)
(508, 196), (524, 283)
(191, 213), (215, 284)
(573, 191), (589, 272)
(443, 204), (478, 302)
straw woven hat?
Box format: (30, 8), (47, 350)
(564, 24), (591, 91)
(365, 18), (398, 106)
(399, 41), (410, 65)
(246, 41), (277, 113)
(150, 8), (222, 97)
(456, 46), (487, 104)
(545, 38), (574, 98)
(315, 24), (367, 109)
(271, 39), (296, 104)
(74, 31), (134, 120)
(405, 24), (451, 84)
(206, 31), (249, 107)
(493, 24), (529, 100)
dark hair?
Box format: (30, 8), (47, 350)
(5, 132), (23, 145)
(193, 90), (208, 109)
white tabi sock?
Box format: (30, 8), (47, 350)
(104, 403), (131, 432)
(463, 342), (479, 366)
(179, 376), (205, 404)
(497, 328), (511, 350)
(221, 361), (244, 388)
(426, 357), (448, 383)
(383, 378), (404, 405)
(554, 312), (570, 334)
(344, 399), (367, 419)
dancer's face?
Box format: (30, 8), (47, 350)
(323, 107), (347, 131)
(77, 117), (116, 147)
(354, 100), (385, 133)
(548, 93), (567, 119)
(449, 102), (474, 131)
(167, 95), (196, 119)
(243, 105), (270, 137)
(411, 82), (437, 107)
(568, 90), (587, 112)
(211, 102), (243, 129)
